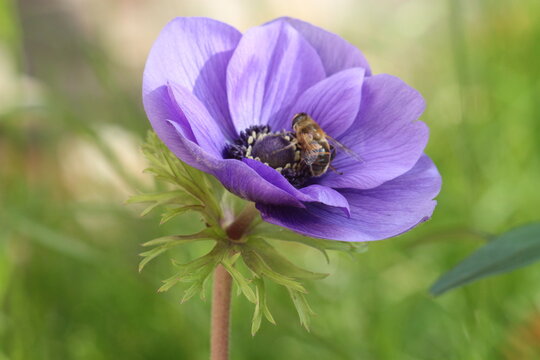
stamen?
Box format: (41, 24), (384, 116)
(223, 125), (311, 188)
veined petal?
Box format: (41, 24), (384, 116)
(167, 82), (225, 158)
(168, 120), (305, 208)
(143, 86), (305, 208)
(289, 68), (365, 138)
(227, 20), (325, 132)
(257, 155), (441, 241)
(242, 158), (350, 216)
(319, 74), (428, 189)
(271, 17), (372, 76)
(143, 17), (241, 140)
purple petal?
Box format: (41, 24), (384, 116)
(242, 158), (350, 216)
(143, 17), (241, 140)
(168, 120), (306, 208)
(143, 85), (305, 208)
(289, 68), (365, 138)
(319, 74), (428, 189)
(257, 155), (441, 241)
(272, 17), (372, 76)
(227, 20), (325, 133)
(168, 82), (226, 157)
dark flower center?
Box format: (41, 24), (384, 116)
(223, 125), (311, 188)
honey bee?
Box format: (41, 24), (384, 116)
(292, 113), (361, 177)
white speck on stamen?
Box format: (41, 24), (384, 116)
(294, 151), (300, 161)
(247, 136), (254, 144)
(246, 146), (252, 157)
(275, 167), (282, 172)
(284, 163), (291, 169)
(251, 131), (256, 138)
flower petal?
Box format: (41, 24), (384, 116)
(168, 82), (226, 157)
(227, 20), (325, 133)
(289, 68), (365, 138)
(242, 158), (350, 216)
(144, 85), (305, 208)
(257, 155), (441, 241)
(272, 17), (372, 76)
(143, 17), (241, 140)
(319, 74), (428, 189)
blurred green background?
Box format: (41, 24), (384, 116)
(1, 0), (540, 359)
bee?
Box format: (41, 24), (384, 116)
(292, 113), (361, 177)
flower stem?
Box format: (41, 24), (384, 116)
(225, 202), (257, 241)
(211, 265), (232, 360)
(211, 202), (257, 360)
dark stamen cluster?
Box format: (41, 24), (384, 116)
(223, 125), (311, 188)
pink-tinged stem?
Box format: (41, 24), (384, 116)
(211, 202), (257, 360)
(210, 264), (232, 360)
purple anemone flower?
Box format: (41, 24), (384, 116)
(142, 17), (442, 242)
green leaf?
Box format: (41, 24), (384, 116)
(139, 247), (168, 273)
(242, 250), (306, 293)
(251, 278), (275, 335)
(249, 238), (328, 280)
(288, 289), (315, 331)
(430, 223), (540, 296)
(139, 228), (219, 271)
(253, 225), (368, 262)
(222, 259), (257, 303)
(158, 243), (226, 299)
(160, 205), (205, 224)
(126, 190), (189, 204)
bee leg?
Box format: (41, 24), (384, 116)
(270, 142), (296, 155)
(330, 146), (336, 161)
(329, 164), (343, 175)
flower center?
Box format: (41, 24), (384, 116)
(223, 125), (311, 188)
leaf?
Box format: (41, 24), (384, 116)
(430, 223), (540, 296)
(249, 238), (328, 280)
(222, 259), (257, 303)
(158, 243), (226, 298)
(251, 278), (275, 336)
(139, 228), (219, 271)
(242, 250), (306, 293)
(126, 190), (189, 204)
(253, 226), (368, 263)
(142, 228), (220, 247)
(288, 289), (315, 331)
(139, 247), (168, 272)
(160, 205), (205, 224)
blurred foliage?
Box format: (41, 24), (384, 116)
(431, 223), (540, 296)
(1, 0), (540, 359)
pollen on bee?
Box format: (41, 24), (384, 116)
(294, 151), (301, 162)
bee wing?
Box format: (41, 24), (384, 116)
(327, 135), (363, 162)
